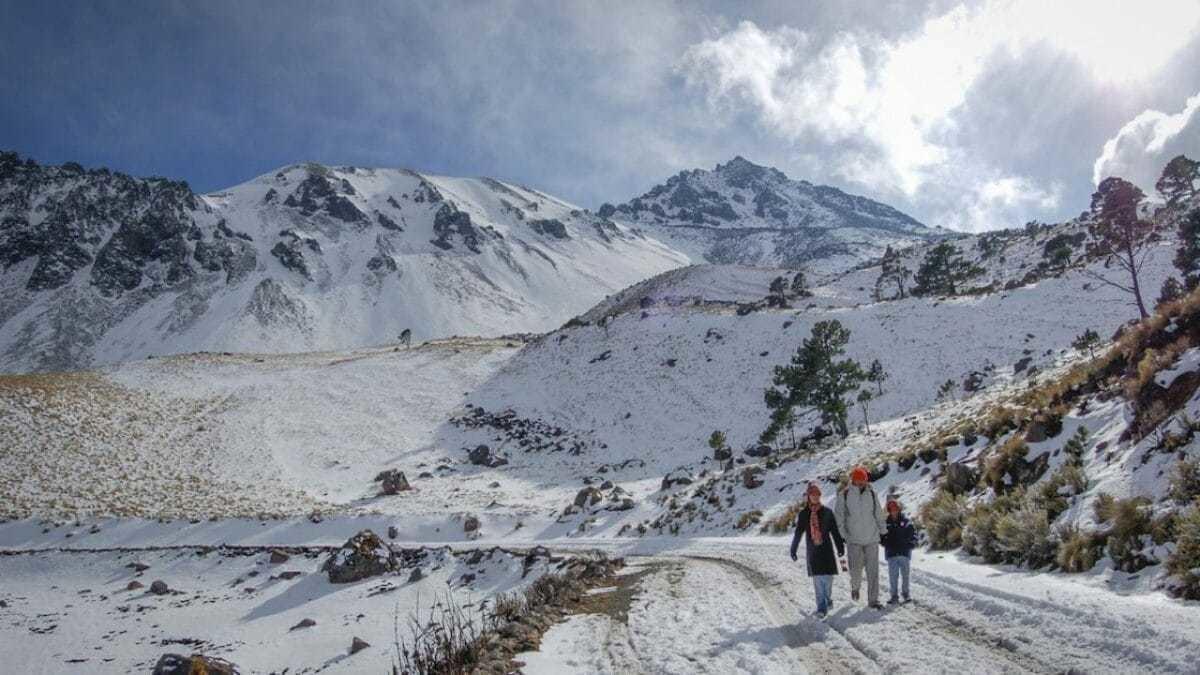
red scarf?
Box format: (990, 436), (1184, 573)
(809, 506), (823, 545)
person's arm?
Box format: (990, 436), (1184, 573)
(875, 490), (887, 536)
(790, 509), (806, 560)
(829, 509), (846, 557)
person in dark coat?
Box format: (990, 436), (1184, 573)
(880, 497), (918, 604)
(790, 482), (846, 618)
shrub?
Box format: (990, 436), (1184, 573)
(919, 489), (967, 549)
(1167, 502), (1200, 599)
(1152, 511), (1178, 545)
(738, 509), (765, 531)
(1034, 463), (1088, 520)
(1104, 496), (1153, 572)
(1093, 492), (1117, 523)
(982, 435), (1030, 491)
(995, 505), (1056, 568)
(1056, 525), (1105, 573)
(962, 503), (1003, 561)
(1169, 459), (1200, 505)
(1062, 426), (1090, 460)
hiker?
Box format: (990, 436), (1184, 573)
(790, 482), (846, 618)
(835, 465), (887, 609)
(881, 497), (917, 604)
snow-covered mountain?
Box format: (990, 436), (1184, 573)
(0, 152), (689, 372)
(601, 156), (945, 270)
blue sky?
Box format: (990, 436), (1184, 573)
(2, 0), (1199, 231)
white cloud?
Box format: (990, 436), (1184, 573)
(1093, 92), (1200, 192)
(678, 1), (1200, 230)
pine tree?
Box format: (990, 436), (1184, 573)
(1157, 155), (1200, 208)
(791, 270), (812, 298)
(1072, 329), (1100, 359)
(936, 378), (957, 401)
(857, 389), (874, 434)
(762, 320), (866, 440)
(876, 246), (911, 299)
(1175, 208), (1200, 290)
(707, 430), (730, 460)
(867, 358), (889, 395)
(913, 242), (979, 296)
(1085, 177), (1157, 319)
(1159, 277), (1184, 308)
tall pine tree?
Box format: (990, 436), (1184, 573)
(1085, 177), (1157, 319)
(913, 242), (979, 296)
(1175, 208), (1200, 290)
(762, 320), (866, 441)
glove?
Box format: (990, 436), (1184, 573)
(839, 557), (848, 572)
(790, 551), (798, 562)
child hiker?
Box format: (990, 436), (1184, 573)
(881, 497), (917, 604)
(790, 482), (847, 618)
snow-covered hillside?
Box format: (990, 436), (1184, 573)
(603, 156), (946, 271)
(0, 153), (689, 372)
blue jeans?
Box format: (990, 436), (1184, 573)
(812, 574), (834, 614)
(887, 555), (911, 600)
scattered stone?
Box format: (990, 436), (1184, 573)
(489, 481), (501, 488)
(269, 550), (290, 564)
(349, 637), (370, 655)
(408, 568), (424, 583)
(742, 467), (765, 489)
(289, 618), (316, 631)
(745, 445), (773, 458)
(463, 515), (482, 534)
(468, 444), (508, 468)
(387, 525), (399, 540)
(149, 580), (170, 595)
(126, 581), (144, 591)
(607, 498), (635, 512)
(322, 530), (398, 584)
(378, 469), (412, 495)
(129, 562), (151, 573)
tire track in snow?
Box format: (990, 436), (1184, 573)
(675, 555), (868, 674)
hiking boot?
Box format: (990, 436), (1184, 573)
(887, 597), (900, 605)
(868, 602), (885, 610)
(816, 610), (827, 619)
(902, 595), (912, 604)
(851, 589), (860, 601)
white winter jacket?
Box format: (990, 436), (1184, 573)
(835, 484), (887, 545)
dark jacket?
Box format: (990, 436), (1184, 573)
(881, 513), (917, 559)
(790, 505), (846, 577)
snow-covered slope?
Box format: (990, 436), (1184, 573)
(603, 156), (945, 271)
(0, 153), (689, 372)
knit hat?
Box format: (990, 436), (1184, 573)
(850, 466), (869, 483)
(806, 482), (822, 497)
(886, 498), (901, 513)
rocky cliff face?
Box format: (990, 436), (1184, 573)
(0, 153), (688, 372)
(602, 156), (944, 270)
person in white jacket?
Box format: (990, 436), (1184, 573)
(835, 465), (887, 609)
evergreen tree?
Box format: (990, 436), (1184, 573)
(913, 242), (979, 296)
(1071, 329), (1100, 359)
(1159, 277), (1184, 308)
(867, 358), (889, 395)
(707, 430), (730, 460)
(1085, 177), (1157, 319)
(877, 246), (911, 299)
(1175, 208), (1200, 290)
(762, 320), (866, 441)
(936, 378), (957, 401)
(791, 270), (812, 298)
(1156, 155), (1200, 208)
(857, 388), (874, 434)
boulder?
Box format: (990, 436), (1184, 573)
(463, 515), (482, 534)
(742, 467), (765, 489)
(290, 618), (316, 631)
(469, 444), (508, 468)
(573, 487), (603, 509)
(745, 445), (773, 458)
(387, 525), (399, 540)
(606, 498), (635, 512)
(378, 470), (411, 495)
(714, 445), (733, 462)
(269, 549), (290, 564)
(149, 580), (170, 595)
(350, 637), (370, 655)
(661, 468), (694, 490)
(126, 580), (144, 591)
(153, 654), (239, 675)
(321, 530), (398, 584)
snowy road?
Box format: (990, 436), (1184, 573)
(521, 539), (1200, 674)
